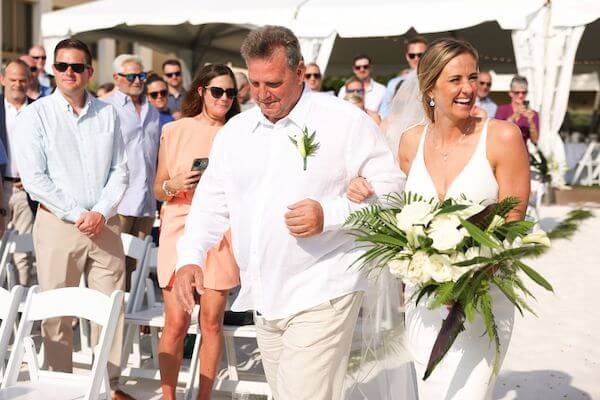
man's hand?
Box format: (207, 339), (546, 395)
(346, 177), (374, 204)
(75, 211), (105, 237)
(285, 199), (324, 238)
(175, 265), (205, 313)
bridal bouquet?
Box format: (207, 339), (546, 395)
(346, 192), (553, 380)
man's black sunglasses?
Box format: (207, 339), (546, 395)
(148, 89), (168, 99)
(54, 62), (89, 73)
(205, 86), (237, 99)
(164, 71), (182, 78)
(118, 72), (148, 82)
(407, 52), (424, 60)
(305, 73), (321, 79)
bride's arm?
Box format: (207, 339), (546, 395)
(489, 120), (531, 221)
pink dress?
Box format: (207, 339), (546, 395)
(157, 117), (239, 290)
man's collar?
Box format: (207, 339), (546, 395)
(251, 88), (311, 132)
(52, 88), (93, 114)
(3, 96), (28, 111)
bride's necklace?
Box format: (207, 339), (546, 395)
(431, 120), (474, 162)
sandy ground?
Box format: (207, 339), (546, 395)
(493, 205), (600, 400)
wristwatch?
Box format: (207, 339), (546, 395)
(0, 208), (6, 217)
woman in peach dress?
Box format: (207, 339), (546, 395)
(153, 64), (240, 400)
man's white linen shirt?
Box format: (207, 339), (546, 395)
(14, 89), (128, 223)
(4, 98), (28, 178)
(176, 91), (405, 320)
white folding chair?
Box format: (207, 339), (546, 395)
(0, 232), (34, 290)
(0, 286), (123, 400)
(0, 285), (26, 383)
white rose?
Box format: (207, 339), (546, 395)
(424, 254), (453, 283)
(430, 213), (461, 230)
(522, 230), (551, 247)
(388, 258), (410, 277)
(405, 251), (432, 284)
(396, 202), (434, 231)
(296, 134), (307, 158)
(429, 218), (466, 252)
(406, 225), (425, 249)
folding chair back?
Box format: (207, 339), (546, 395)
(0, 286), (25, 382)
(1, 286), (123, 400)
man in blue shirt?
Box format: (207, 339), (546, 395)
(15, 39), (132, 400)
(475, 71), (498, 118)
(104, 54), (160, 289)
(379, 36), (428, 119)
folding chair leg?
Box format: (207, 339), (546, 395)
(224, 336), (239, 381)
(150, 327), (159, 369)
(132, 330), (142, 368)
(184, 333), (202, 400)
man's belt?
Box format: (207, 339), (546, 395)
(3, 177), (21, 183)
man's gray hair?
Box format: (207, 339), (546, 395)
(510, 75), (528, 90)
(240, 25), (302, 70)
(234, 71), (249, 87)
(0, 59), (31, 78)
(112, 54), (144, 74)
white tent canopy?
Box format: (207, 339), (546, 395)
(42, 0), (600, 185)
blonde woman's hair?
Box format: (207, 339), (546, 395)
(417, 38), (478, 122)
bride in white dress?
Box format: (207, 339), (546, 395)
(347, 38), (531, 399)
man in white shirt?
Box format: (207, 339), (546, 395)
(175, 26), (404, 400)
(0, 59), (35, 286)
(475, 71), (497, 118)
(15, 39), (132, 400)
(337, 54), (386, 113)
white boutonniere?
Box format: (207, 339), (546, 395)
(288, 126), (320, 171)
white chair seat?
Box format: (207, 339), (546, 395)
(125, 305), (198, 332)
(0, 382), (108, 400)
(222, 324), (257, 339)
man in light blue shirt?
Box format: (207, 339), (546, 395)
(104, 54), (160, 288)
(475, 71), (498, 118)
(379, 36), (428, 119)
(14, 39), (133, 400)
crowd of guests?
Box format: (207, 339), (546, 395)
(0, 35), (540, 400)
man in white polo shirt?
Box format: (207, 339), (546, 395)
(175, 26), (404, 400)
(337, 54), (386, 113)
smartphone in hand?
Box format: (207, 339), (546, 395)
(191, 158), (209, 172)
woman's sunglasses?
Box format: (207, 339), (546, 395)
(205, 86), (237, 99)
(148, 89), (168, 99)
(54, 62), (89, 73)
(118, 72), (148, 82)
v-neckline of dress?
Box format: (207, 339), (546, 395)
(421, 123), (485, 203)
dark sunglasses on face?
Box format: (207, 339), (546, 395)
(305, 73), (322, 79)
(164, 71), (182, 78)
(118, 72), (147, 82)
(148, 89), (168, 99)
(346, 88), (365, 94)
(354, 64), (370, 71)
(479, 81), (492, 87)
(32, 56), (47, 60)
(53, 62), (89, 73)
(205, 86), (237, 99)
(407, 53), (424, 60)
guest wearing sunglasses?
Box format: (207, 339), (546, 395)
(304, 63), (323, 92)
(105, 54), (161, 289)
(14, 39), (132, 400)
(18, 55), (52, 99)
(474, 71), (497, 118)
(337, 54), (386, 113)
(495, 75), (539, 145)
(153, 63), (240, 400)
(379, 35), (428, 119)
(162, 59), (186, 117)
(146, 74), (174, 129)
(343, 77), (381, 125)
(28, 44), (55, 89)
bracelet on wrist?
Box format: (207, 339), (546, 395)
(162, 180), (176, 198)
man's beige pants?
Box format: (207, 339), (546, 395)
(3, 183), (34, 286)
(118, 215), (154, 291)
(255, 291), (363, 400)
(33, 208), (125, 388)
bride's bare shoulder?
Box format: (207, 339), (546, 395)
(487, 119), (523, 147)
(399, 124), (426, 153)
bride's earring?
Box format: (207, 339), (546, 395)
(429, 98), (435, 107)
